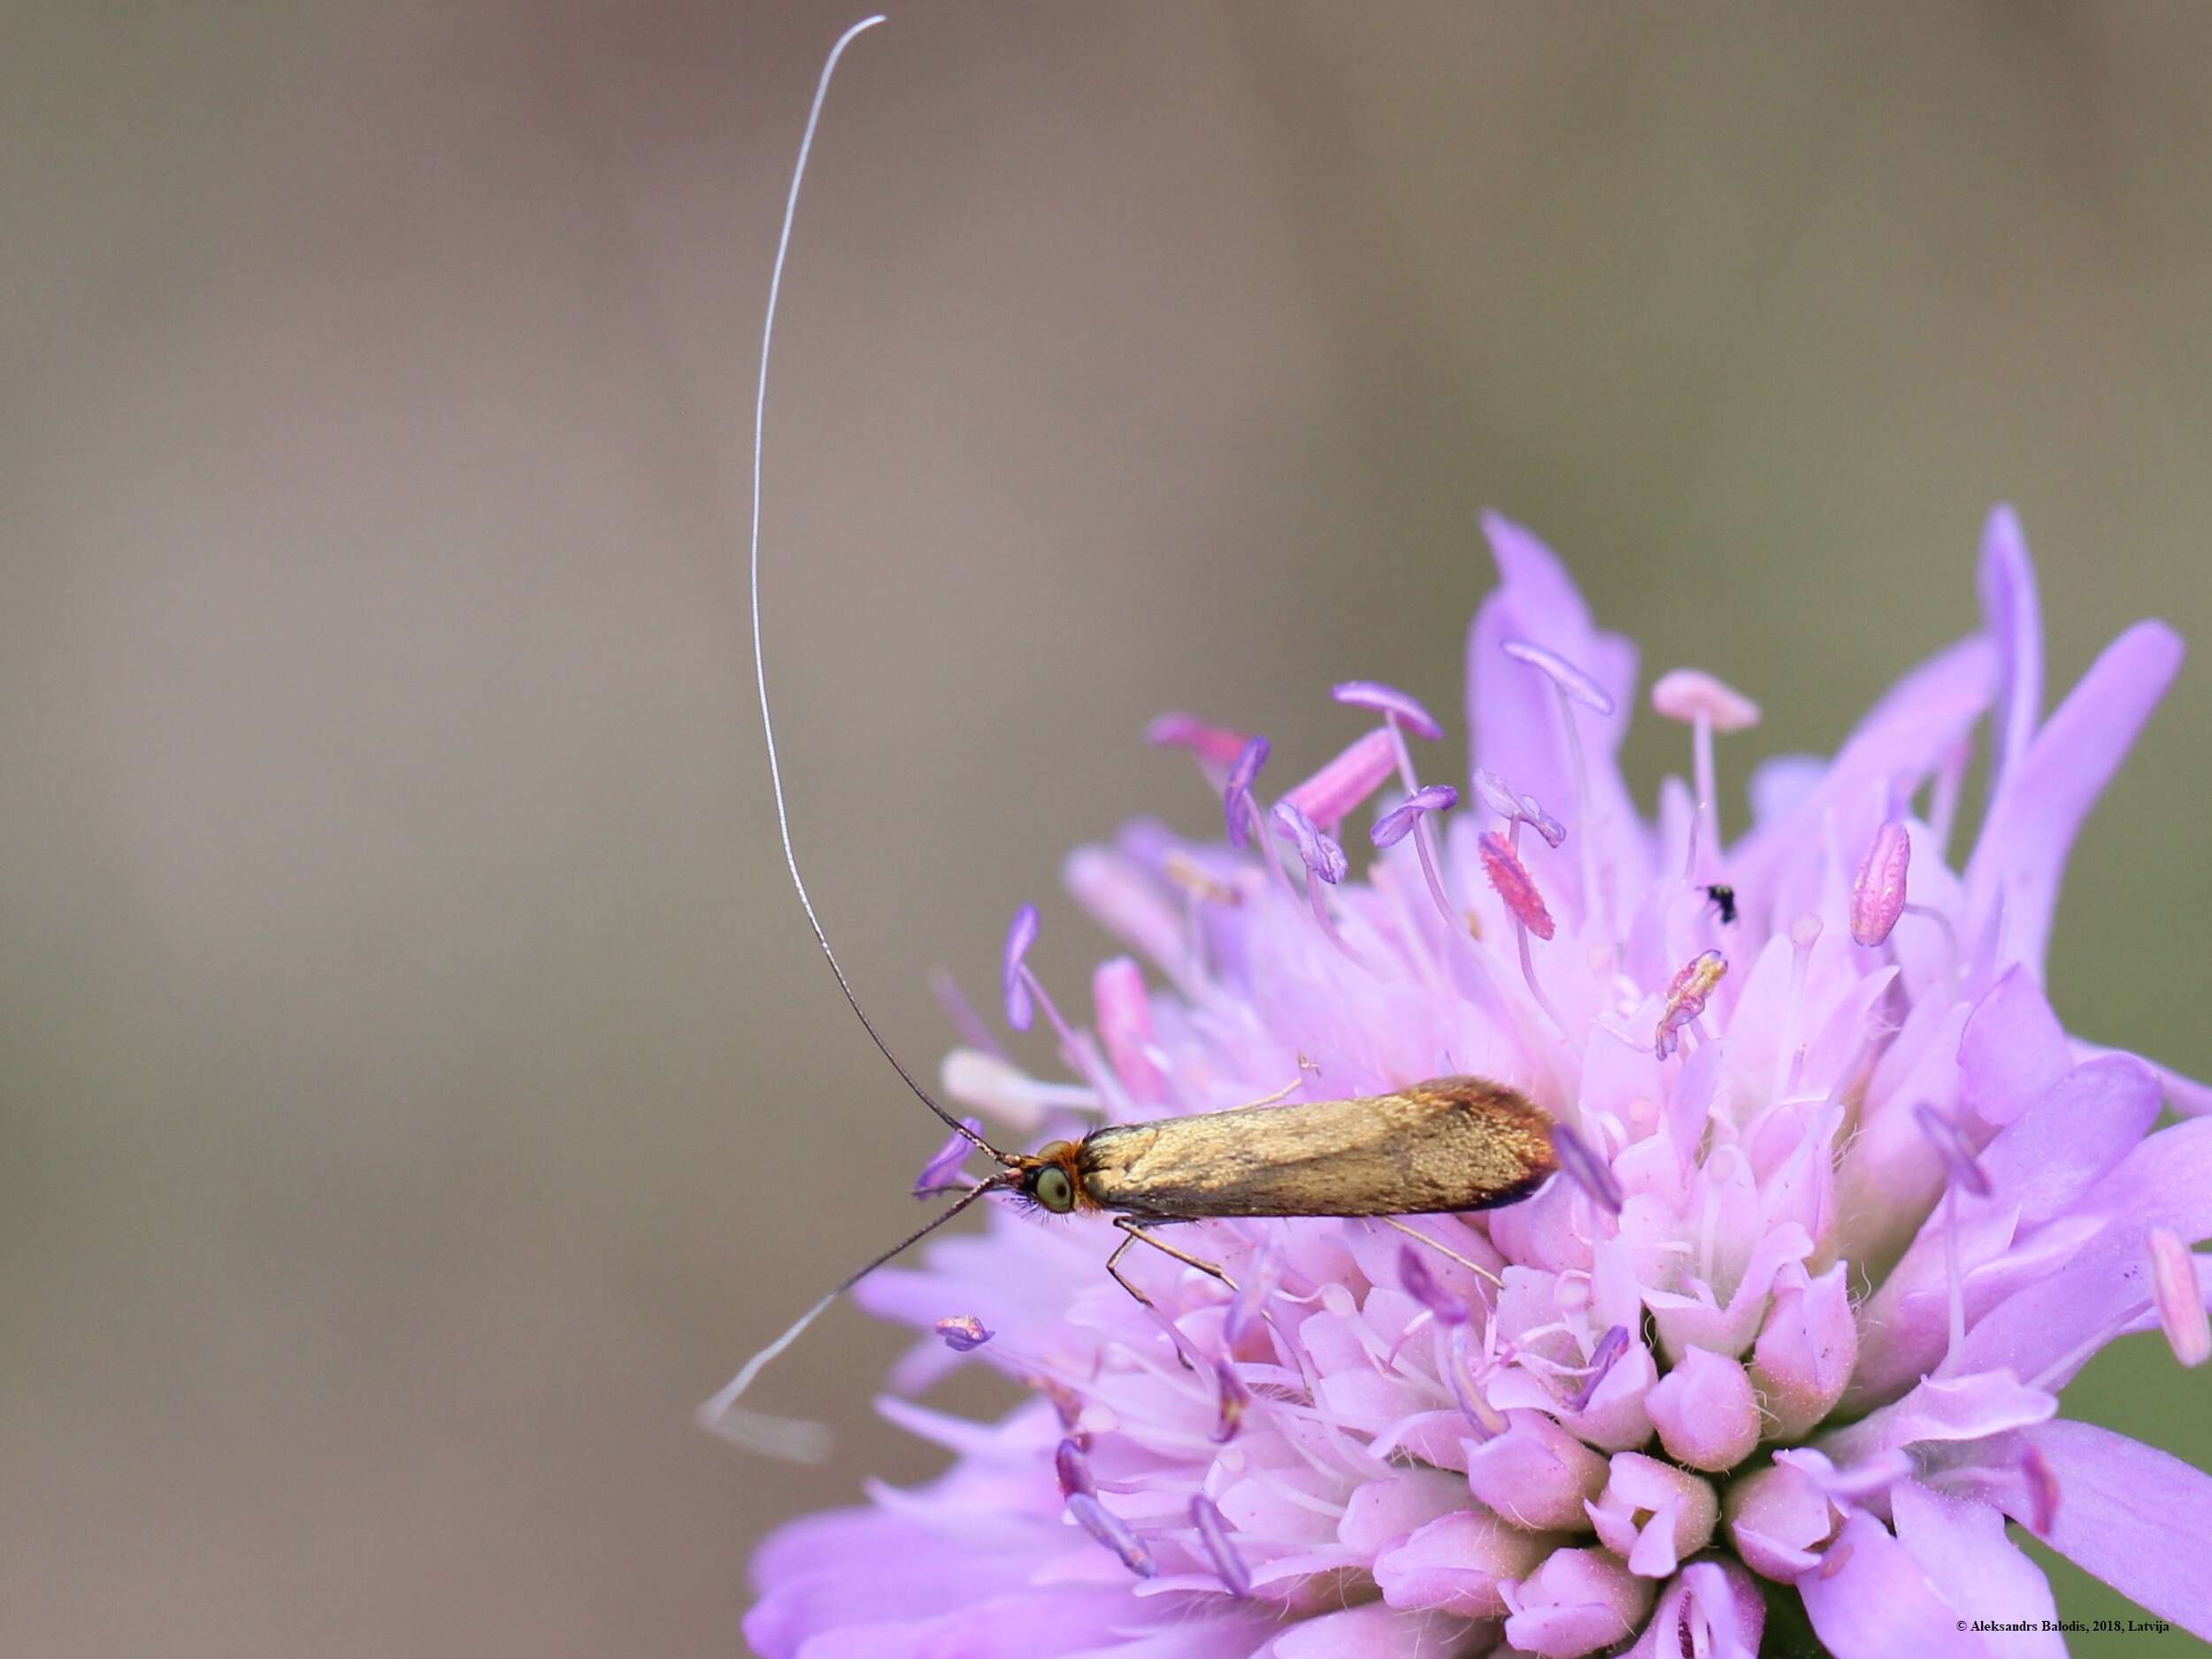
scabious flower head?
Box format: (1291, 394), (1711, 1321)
(741, 508), (2210, 1658)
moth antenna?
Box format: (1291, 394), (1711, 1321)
(697, 1174), (1007, 1460)
(748, 13), (1002, 1164)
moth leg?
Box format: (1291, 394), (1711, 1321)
(1114, 1216), (1239, 1293)
(1379, 1214), (1503, 1289)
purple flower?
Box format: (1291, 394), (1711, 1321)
(741, 508), (2211, 1658)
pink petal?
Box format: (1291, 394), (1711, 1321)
(2014, 1419), (2212, 1640)
(1976, 504), (2043, 791)
(1795, 1509), (1986, 1659)
(1265, 1604), (1482, 1659)
(1963, 618), (2185, 979)
(1892, 1480), (2066, 1659)
(1373, 1509), (1551, 1618)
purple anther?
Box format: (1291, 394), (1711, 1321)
(1373, 784), (1458, 849)
(1067, 1493), (1156, 1578)
(1472, 771), (1567, 849)
(1479, 830), (1555, 940)
(2020, 1444), (2061, 1537)
(1816, 1540), (1855, 1581)
(934, 1314), (993, 1352)
(1550, 1123), (1624, 1215)
(1222, 734), (1271, 849)
(1502, 638), (1617, 716)
(1566, 1324), (1632, 1413)
(1223, 1251), (1279, 1346)
(1212, 1359), (1251, 1443)
(1332, 680), (1444, 740)
(1190, 1494), (1252, 1598)
(1146, 710), (1253, 766)
(1283, 727), (1398, 829)
(911, 1118), (986, 1195)
(1055, 1436), (1096, 1500)
(1273, 800), (1348, 885)
(2147, 1227), (2209, 1368)
(1397, 1244), (1471, 1326)
(1002, 903), (1040, 1031)
(1914, 1102), (1993, 1199)
(1650, 668), (1762, 733)
(1850, 820), (1912, 947)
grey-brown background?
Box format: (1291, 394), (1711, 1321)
(4, 4), (2208, 1655)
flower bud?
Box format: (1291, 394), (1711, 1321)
(1585, 1453), (1718, 1578)
(1646, 1347), (1761, 1472)
(1502, 1547), (1656, 1658)
(1374, 1508), (1555, 1618)
(1463, 1409), (1610, 1530)
(1723, 1461), (1837, 1582)
(1749, 1261), (1857, 1439)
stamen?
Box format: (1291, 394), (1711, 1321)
(1146, 711), (1254, 768)
(1551, 1123), (1624, 1215)
(2020, 1444), (2061, 1537)
(1914, 1102), (1992, 1198)
(928, 967), (1003, 1059)
(1772, 916), (1820, 1102)
(1566, 1324), (1632, 1412)
(1849, 820), (1911, 947)
(912, 1119), (987, 1195)
(1447, 1324), (1511, 1440)
(1333, 679), (1444, 739)
(1223, 1249), (1281, 1346)
(1274, 801), (1362, 964)
(1479, 831), (1555, 940)
(1190, 1494), (1253, 1598)
(933, 1314), (993, 1352)
(1651, 669), (1761, 881)
(1398, 1245), (1471, 1326)
(1373, 784), (1459, 849)
(2147, 1226), (2210, 1368)
(1067, 1493), (1157, 1578)
(1502, 639), (1616, 715)
(1283, 727), (1399, 829)
(1474, 771), (1565, 848)
(1656, 949), (1726, 1060)
(1222, 735), (1271, 850)
(1002, 903), (1041, 1031)
(1212, 1358), (1251, 1442)
(1056, 1436), (1096, 1499)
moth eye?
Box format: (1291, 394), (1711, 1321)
(1034, 1167), (1075, 1214)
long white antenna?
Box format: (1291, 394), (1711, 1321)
(747, 14), (997, 1159)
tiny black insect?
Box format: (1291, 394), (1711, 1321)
(1703, 883), (1738, 925)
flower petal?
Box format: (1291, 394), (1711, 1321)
(1795, 1509), (1986, 1659)
(1892, 1479), (2066, 1659)
(1976, 504), (2043, 792)
(2012, 1420), (2212, 1640)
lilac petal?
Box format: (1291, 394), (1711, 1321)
(1066, 1492), (1156, 1579)
(1892, 1480), (2065, 1658)
(911, 1118), (986, 1194)
(1549, 1124), (1623, 1214)
(1055, 1437), (1095, 1499)
(1964, 618), (2185, 978)
(1502, 636), (1617, 715)
(1271, 799), (1348, 885)
(1977, 504), (2043, 793)
(1283, 727), (1399, 829)
(1464, 1413), (1609, 1531)
(1145, 710), (1252, 766)
(1956, 964), (2071, 1128)
(1819, 1368), (2055, 1470)
(1373, 1509), (1547, 1619)
(933, 1314), (992, 1352)
(1372, 784), (1458, 849)
(1479, 830), (1555, 940)
(1849, 820), (1911, 947)
(1002, 902), (1040, 1031)
(1092, 956), (1164, 1104)
(1189, 1494), (1252, 1597)
(2015, 1420), (2212, 1639)
(1645, 1347), (1760, 1472)
(1797, 1509), (1986, 1659)
(1333, 679), (1443, 740)
(1272, 1604), (1483, 1659)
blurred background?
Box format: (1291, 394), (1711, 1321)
(4, 4), (2209, 1655)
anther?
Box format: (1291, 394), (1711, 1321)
(1333, 679), (1444, 739)
(1212, 1358), (1251, 1443)
(1914, 1102), (1992, 1199)
(2147, 1226), (2210, 1368)
(1567, 1324), (1632, 1412)
(1850, 820), (1911, 947)
(1067, 1493), (1157, 1578)
(1479, 831), (1555, 941)
(2020, 1445), (2061, 1537)
(1398, 1245), (1471, 1327)
(1190, 1494), (1253, 1598)
(1222, 735), (1271, 851)
(1655, 949), (1726, 1060)
(934, 1314), (993, 1352)
(1652, 668), (1760, 882)
(1551, 1123), (1625, 1215)
(1283, 727), (1400, 830)
(912, 1118), (986, 1195)
(1474, 770), (1565, 849)
(1055, 1436), (1096, 1499)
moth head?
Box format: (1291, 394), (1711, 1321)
(1018, 1141), (1084, 1214)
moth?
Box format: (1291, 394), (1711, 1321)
(706, 16), (1563, 1461)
